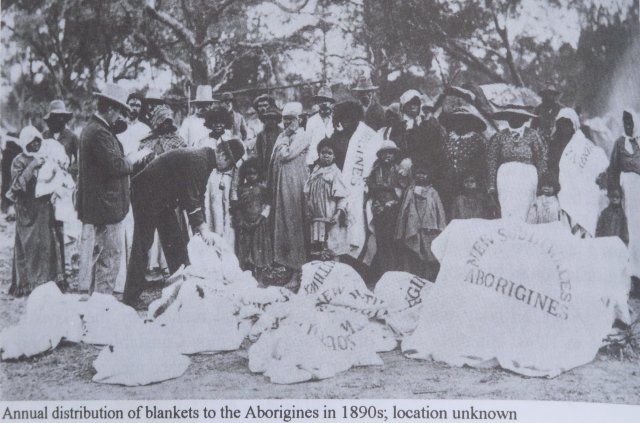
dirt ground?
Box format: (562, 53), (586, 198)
(1, 214), (639, 403)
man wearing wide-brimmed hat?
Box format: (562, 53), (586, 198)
(77, 83), (151, 297)
(306, 85), (336, 166)
(220, 91), (247, 141)
(351, 75), (385, 131)
(42, 100), (79, 179)
(180, 85), (215, 147)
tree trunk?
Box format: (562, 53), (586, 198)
(190, 54), (210, 85)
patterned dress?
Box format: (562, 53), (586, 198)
(440, 131), (487, 209)
(236, 182), (273, 269)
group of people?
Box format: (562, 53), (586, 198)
(3, 75), (639, 307)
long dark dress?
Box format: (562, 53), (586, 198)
(8, 154), (65, 296)
(440, 131), (488, 211)
(236, 182), (273, 269)
(267, 128), (310, 270)
(368, 161), (402, 275)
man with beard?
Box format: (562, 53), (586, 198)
(331, 100), (382, 271)
(180, 85), (216, 147)
(351, 75), (385, 131)
(42, 100), (79, 179)
(77, 84), (151, 297)
(118, 93), (151, 156)
(245, 94), (276, 156)
(220, 91), (247, 142)
(305, 85), (335, 167)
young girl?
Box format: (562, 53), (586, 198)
(449, 173), (497, 221)
(205, 138), (245, 247)
(304, 138), (349, 260)
(596, 187), (629, 245)
(234, 158), (273, 279)
(395, 161), (446, 281)
(526, 172), (562, 224)
(367, 140), (403, 275)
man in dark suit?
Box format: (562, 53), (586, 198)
(123, 147), (217, 306)
(77, 83), (149, 296)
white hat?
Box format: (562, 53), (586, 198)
(192, 85), (214, 104)
(400, 89), (422, 108)
(94, 83), (131, 112)
(282, 102), (303, 117)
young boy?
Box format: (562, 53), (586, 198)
(304, 138), (349, 260)
(596, 187), (629, 245)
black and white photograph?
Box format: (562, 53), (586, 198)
(0, 0), (639, 418)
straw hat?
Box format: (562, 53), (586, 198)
(94, 83), (131, 112)
(492, 107), (537, 121)
(313, 86), (335, 103)
(44, 100), (73, 121)
(282, 102), (303, 117)
(192, 85), (215, 104)
(351, 75), (378, 91)
(439, 106), (487, 132)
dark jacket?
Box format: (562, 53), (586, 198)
(131, 147), (217, 230)
(364, 100), (385, 131)
(77, 115), (132, 225)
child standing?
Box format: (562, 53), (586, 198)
(234, 158), (273, 279)
(367, 140), (403, 275)
(450, 173), (497, 221)
(304, 138), (349, 259)
(526, 172), (562, 224)
(596, 187), (629, 245)
(205, 138), (245, 248)
(395, 161), (446, 281)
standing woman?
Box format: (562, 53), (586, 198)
(8, 126), (65, 296)
(608, 110), (640, 292)
(556, 107), (608, 238)
(488, 108), (546, 220)
(267, 102), (310, 275)
(438, 106), (488, 212)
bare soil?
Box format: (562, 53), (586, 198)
(1, 215), (639, 402)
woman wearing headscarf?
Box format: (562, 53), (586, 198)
(556, 107), (609, 238)
(488, 108), (547, 220)
(138, 105), (187, 160)
(267, 102), (311, 275)
(438, 106), (489, 212)
(7, 126), (65, 296)
(608, 110), (640, 288)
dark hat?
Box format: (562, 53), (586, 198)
(203, 104), (233, 129)
(220, 92), (234, 101)
(439, 106), (487, 132)
(220, 138), (245, 164)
